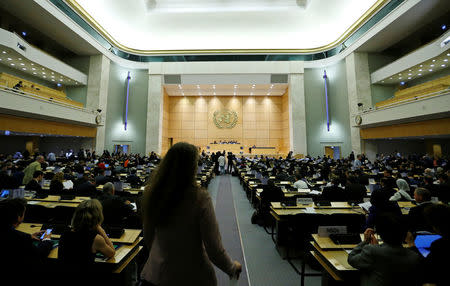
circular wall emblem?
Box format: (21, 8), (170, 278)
(213, 110), (238, 129)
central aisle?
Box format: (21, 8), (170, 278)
(208, 175), (321, 286)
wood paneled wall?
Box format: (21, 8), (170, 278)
(360, 118), (450, 139)
(281, 90), (290, 154)
(0, 114), (96, 137)
(165, 95), (290, 155)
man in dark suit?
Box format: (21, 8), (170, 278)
(0, 198), (53, 283)
(98, 182), (135, 227)
(73, 171), (97, 197)
(408, 187), (434, 233)
(321, 177), (345, 201)
(95, 169), (109, 186)
(348, 214), (422, 286)
(344, 175), (367, 202)
(125, 168), (142, 187)
(24, 170), (44, 193)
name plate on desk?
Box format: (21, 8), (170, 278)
(297, 197), (313, 205)
(318, 226), (347, 237)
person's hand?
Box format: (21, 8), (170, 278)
(363, 228), (374, 242)
(232, 261), (242, 280)
(125, 200), (131, 205)
(405, 231), (415, 247)
(96, 224), (106, 235)
(31, 231), (44, 241)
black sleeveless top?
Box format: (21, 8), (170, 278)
(58, 229), (97, 268)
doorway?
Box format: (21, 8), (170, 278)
(324, 146), (341, 160)
(114, 144), (130, 154)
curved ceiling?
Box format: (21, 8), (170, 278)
(68, 0), (383, 54)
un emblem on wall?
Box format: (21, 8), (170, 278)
(213, 110), (238, 129)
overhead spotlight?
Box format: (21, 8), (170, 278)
(400, 81), (405, 85)
(442, 24), (447, 30)
(57, 83), (62, 87)
(2, 51), (6, 54)
(21, 31), (27, 36)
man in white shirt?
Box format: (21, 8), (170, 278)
(218, 154), (226, 175)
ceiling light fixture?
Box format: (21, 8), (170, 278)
(408, 73), (412, 76)
(419, 69), (423, 71)
(22, 68), (26, 70)
(430, 64), (435, 67)
(7, 58), (11, 60)
(33, 72), (37, 75)
(2, 51), (6, 54)
(18, 58), (22, 60)
(418, 73), (422, 76)
(442, 64), (446, 67)
(43, 76), (46, 78)
(32, 68), (36, 70)
(20, 63), (24, 66)
(30, 63), (34, 66)
(420, 64), (423, 67)
(10, 63), (14, 66)
(429, 69), (433, 72)
(444, 59), (448, 62)
(432, 59), (436, 62)
(408, 77), (411, 79)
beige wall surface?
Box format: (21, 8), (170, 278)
(165, 95), (290, 155)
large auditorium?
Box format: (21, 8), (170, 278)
(0, 1), (449, 286)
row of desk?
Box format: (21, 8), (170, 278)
(236, 164), (420, 285)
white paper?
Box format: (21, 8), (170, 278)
(310, 190), (321, 195)
(63, 180), (73, 190)
(304, 207), (316, 213)
(130, 203), (137, 211)
(358, 201), (372, 212)
(27, 201), (40, 205)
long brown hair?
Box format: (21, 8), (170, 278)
(143, 142), (199, 227)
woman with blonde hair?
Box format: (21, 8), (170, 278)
(50, 171), (64, 193)
(140, 142), (241, 286)
(58, 199), (115, 273)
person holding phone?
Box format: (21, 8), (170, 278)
(140, 142), (242, 286)
(58, 199), (115, 277)
(0, 198), (53, 283)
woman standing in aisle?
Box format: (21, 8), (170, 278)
(140, 142), (241, 286)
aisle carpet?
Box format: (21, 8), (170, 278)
(212, 175), (250, 286)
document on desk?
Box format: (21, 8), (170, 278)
(358, 201), (372, 212)
(304, 207), (316, 214)
(131, 202), (137, 211)
(27, 201), (40, 205)
(310, 190), (321, 195)
(63, 180), (73, 190)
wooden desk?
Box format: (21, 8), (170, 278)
(27, 201), (79, 208)
(17, 223), (142, 244)
(271, 201), (353, 209)
(312, 234), (361, 250)
(310, 241), (357, 281)
(25, 195), (90, 203)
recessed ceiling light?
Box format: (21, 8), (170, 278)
(442, 64), (446, 67)
(10, 63), (14, 66)
(398, 74), (402, 76)
(381, 80), (384, 83)
(408, 77), (411, 79)
(408, 73), (412, 76)
(429, 69), (433, 72)
(30, 63), (34, 66)
(32, 68), (36, 70)
(43, 76), (46, 78)
(51, 79), (55, 81)
(444, 59), (448, 62)
(33, 72), (37, 75)
(2, 51), (6, 54)
(51, 75), (55, 78)
(399, 77), (402, 79)
(408, 69), (412, 72)
(390, 77), (393, 79)
(22, 68), (26, 70)
(432, 59), (436, 62)
(7, 58), (11, 60)
(20, 63), (24, 66)
(400, 81), (405, 85)
(42, 68), (44, 70)
(42, 72), (45, 74)
(418, 73), (422, 76)
(18, 58), (22, 60)
(420, 64), (423, 67)
(430, 64), (435, 67)
(419, 69), (423, 71)
(51, 72), (54, 74)
(75, 82), (78, 85)
(447, 53), (450, 56)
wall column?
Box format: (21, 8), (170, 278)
(363, 140), (378, 162)
(289, 73), (307, 155)
(345, 52), (372, 155)
(86, 55), (110, 154)
(145, 74), (163, 155)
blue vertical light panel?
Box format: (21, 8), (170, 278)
(323, 70), (330, 131)
(124, 71), (131, 130)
